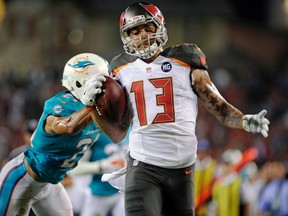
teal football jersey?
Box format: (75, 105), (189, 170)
(89, 130), (129, 196)
(25, 91), (101, 184)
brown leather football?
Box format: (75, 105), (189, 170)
(95, 76), (127, 125)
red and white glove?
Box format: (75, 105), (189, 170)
(67, 152), (125, 176)
(80, 75), (106, 106)
(99, 153), (126, 173)
(242, 109), (270, 138)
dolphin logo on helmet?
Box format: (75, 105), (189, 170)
(68, 60), (95, 70)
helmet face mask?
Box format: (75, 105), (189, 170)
(120, 2), (168, 59)
(62, 53), (109, 100)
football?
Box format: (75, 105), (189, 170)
(94, 76), (127, 125)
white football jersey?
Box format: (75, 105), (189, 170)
(111, 44), (208, 168)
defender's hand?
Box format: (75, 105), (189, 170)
(80, 75), (106, 106)
(100, 153), (126, 173)
(242, 109), (270, 138)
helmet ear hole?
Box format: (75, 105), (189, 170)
(76, 81), (82, 88)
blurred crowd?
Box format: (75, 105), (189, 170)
(195, 139), (288, 216)
(0, 66), (64, 166)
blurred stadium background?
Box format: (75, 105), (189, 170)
(0, 0), (287, 168)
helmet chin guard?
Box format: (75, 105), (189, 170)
(62, 53), (109, 100)
(119, 2), (168, 59)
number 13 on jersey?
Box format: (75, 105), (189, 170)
(130, 77), (175, 126)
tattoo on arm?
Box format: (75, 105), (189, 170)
(192, 69), (243, 129)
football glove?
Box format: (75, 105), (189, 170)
(67, 152), (126, 176)
(99, 152), (126, 173)
(80, 75), (106, 106)
(242, 109), (270, 138)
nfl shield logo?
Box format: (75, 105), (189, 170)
(146, 67), (152, 73)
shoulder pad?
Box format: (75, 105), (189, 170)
(110, 53), (138, 74)
(44, 91), (80, 116)
(161, 43), (208, 70)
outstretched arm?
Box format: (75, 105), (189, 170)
(45, 108), (92, 135)
(192, 69), (243, 128)
(192, 69), (269, 137)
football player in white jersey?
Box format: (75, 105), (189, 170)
(107, 2), (270, 216)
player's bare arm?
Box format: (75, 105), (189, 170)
(192, 69), (244, 129)
(88, 99), (133, 143)
(45, 108), (92, 135)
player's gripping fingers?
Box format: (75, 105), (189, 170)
(81, 76), (105, 106)
(89, 74), (106, 83)
(90, 88), (101, 95)
(86, 75), (106, 88)
(84, 75), (107, 96)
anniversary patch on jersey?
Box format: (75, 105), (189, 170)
(53, 105), (63, 115)
(161, 62), (172, 72)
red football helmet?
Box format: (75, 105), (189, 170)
(119, 2), (168, 59)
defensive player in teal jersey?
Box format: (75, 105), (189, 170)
(0, 53), (131, 216)
(68, 131), (130, 216)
